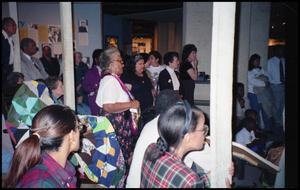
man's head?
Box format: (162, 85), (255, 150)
(20, 38), (39, 56)
(2, 17), (17, 37)
(42, 45), (52, 58)
(155, 89), (179, 115)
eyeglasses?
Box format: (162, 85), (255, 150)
(112, 59), (124, 63)
(194, 124), (209, 136)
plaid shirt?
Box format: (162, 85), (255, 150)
(17, 152), (77, 188)
(141, 143), (210, 188)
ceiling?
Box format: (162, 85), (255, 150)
(102, 2), (183, 15)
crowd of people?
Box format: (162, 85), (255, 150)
(2, 16), (285, 188)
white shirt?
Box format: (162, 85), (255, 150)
(95, 75), (130, 112)
(235, 127), (256, 146)
(166, 66), (180, 91)
(267, 56), (285, 84)
(236, 97), (250, 119)
(247, 68), (267, 94)
(146, 65), (165, 83)
(126, 115), (212, 187)
(2, 30), (14, 65)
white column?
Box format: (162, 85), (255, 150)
(210, 2), (236, 188)
(60, 2), (75, 110)
(8, 2), (21, 72)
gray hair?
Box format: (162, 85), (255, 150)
(99, 47), (120, 72)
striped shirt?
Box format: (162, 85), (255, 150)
(17, 152), (77, 188)
(141, 143), (210, 188)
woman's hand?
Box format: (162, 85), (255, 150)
(225, 161), (235, 188)
(130, 100), (140, 109)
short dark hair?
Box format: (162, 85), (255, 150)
(149, 51), (162, 65)
(2, 17), (15, 29)
(182, 44), (197, 62)
(20, 38), (35, 51)
(45, 76), (62, 91)
(163, 52), (179, 66)
(155, 89), (179, 115)
(130, 54), (144, 73)
(248, 54), (261, 71)
(92, 49), (103, 67)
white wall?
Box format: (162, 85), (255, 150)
(3, 2), (102, 68)
(183, 2), (213, 74)
(237, 2), (271, 87)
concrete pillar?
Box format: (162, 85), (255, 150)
(60, 2), (75, 110)
(210, 2), (236, 187)
(237, 2), (270, 88)
(8, 2), (21, 72)
(182, 2), (213, 73)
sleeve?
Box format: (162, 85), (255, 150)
(247, 70), (265, 87)
(96, 77), (123, 107)
(158, 70), (170, 91)
(82, 69), (95, 93)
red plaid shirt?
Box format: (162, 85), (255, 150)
(141, 143), (210, 188)
(17, 152), (77, 188)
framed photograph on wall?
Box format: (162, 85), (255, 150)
(105, 35), (118, 48)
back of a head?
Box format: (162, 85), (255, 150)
(4, 104), (77, 187)
(146, 101), (204, 161)
(155, 89), (179, 115)
(182, 44), (197, 62)
(92, 48), (103, 66)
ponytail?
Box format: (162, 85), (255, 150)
(145, 137), (169, 161)
(4, 135), (41, 187)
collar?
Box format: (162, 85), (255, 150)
(166, 65), (175, 73)
(42, 152), (76, 187)
(2, 30), (9, 39)
(22, 52), (32, 62)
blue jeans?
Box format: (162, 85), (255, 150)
(247, 92), (272, 131)
(270, 84), (285, 127)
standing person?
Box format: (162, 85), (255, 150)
(2, 17), (17, 84)
(247, 54), (273, 132)
(122, 54), (154, 115)
(146, 51), (165, 97)
(3, 105), (81, 188)
(266, 45), (285, 128)
(95, 47), (140, 180)
(74, 51), (89, 107)
(158, 51), (181, 98)
(180, 44), (198, 106)
(82, 49), (103, 115)
(39, 45), (60, 77)
(20, 38), (49, 81)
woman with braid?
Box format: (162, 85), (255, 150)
(4, 105), (81, 188)
(140, 101), (234, 188)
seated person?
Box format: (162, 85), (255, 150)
(45, 76), (64, 104)
(235, 117), (267, 156)
(3, 105), (81, 188)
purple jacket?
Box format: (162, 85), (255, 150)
(82, 66), (101, 115)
